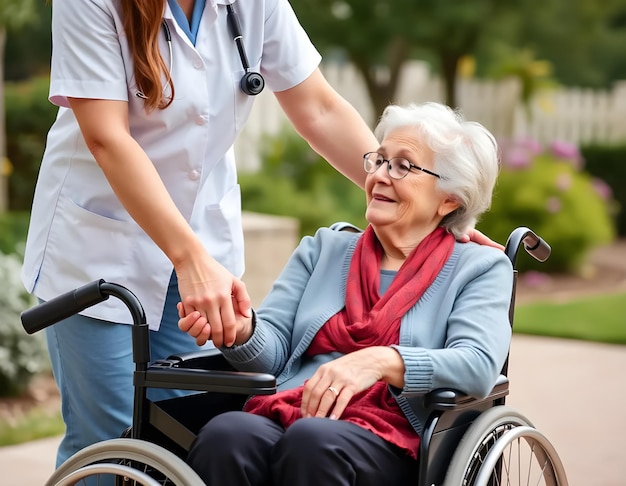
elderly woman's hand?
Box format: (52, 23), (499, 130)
(177, 303), (211, 346)
(300, 346), (405, 420)
(177, 301), (254, 347)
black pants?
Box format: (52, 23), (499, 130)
(187, 411), (419, 486)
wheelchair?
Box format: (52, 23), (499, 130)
(21, 227), (568, 486)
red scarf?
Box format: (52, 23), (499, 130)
(244, 226), (454, 457)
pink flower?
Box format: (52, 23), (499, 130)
(522, 270), (551, 288)
(517, 137), (543, 156)
(555, 173), (572, 191)
(591, 178), (613, 201)
(499, 137), (541, 169)
(549, 140), (584, 169)
(503, 147), (533, 169)
(546, 197), (561, 213)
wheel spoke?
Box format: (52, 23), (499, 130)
(45, 438), (204, 486)
(444, 408), (568, 486)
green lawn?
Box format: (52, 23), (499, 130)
(0, 408), (64, 447)
(513, 291), (626, 344)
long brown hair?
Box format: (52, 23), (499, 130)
(121, 0), (174, 111)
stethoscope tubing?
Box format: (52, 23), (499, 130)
(137, 4), (264, 99)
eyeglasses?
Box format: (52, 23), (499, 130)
(363, 152), (442, 180)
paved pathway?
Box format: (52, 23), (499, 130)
(1, 334), (624, 485)
(506, 335), (626, 486)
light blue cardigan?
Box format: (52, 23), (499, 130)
(221, 225), (513, 436)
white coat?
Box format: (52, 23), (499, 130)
(21, 0), (321, 329)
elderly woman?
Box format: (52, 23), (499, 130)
(179, 102), (513, 485)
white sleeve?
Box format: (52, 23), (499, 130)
(49, 0), (128, 107)
(260, 0), (322, 92)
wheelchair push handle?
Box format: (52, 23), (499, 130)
(21, 279), (108, 334)
(504, 227), (551, 267)
(22, 280), (146, 335)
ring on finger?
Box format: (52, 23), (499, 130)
(327, 386), (339, 398)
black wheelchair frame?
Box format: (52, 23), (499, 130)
(21, 227), (567, 486)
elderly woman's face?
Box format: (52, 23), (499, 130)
(365, 127), (458, 238)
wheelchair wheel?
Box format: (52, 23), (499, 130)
(45, 438), (204, 486)
(51, 463), (161, 486)
(444, 405), (567, 486)
(473, 425), (568, 486)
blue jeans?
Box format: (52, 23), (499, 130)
(45, 272), (207, 469)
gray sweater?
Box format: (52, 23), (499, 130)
(222, 225), (513, 436)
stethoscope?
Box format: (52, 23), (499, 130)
(137, 3), (265, 100)
(226, 4), (265, 95)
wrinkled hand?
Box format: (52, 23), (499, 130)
(300, 348), (385, 420)
(177, 303), (210, 346)
(175, 254), (251, 347)
(459, 228), (504, 251)
(177, 302), (253, 347)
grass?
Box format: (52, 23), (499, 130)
(0, 292), (624, 448)
(513, 291), (626, 344)
(0, 408), (64, 447)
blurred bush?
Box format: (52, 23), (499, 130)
(478, 138), (616, 273)
(245, 129), (617, 274)
(0, 251), (48, 397)
(0, 211), (30, 255)
(5, 76), (57, 211)
(0, 209), (44, 397)
(240, 126), (366, 237)
(580, 143), (626, 237)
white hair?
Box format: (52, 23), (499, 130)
(374, 102), (500, 238)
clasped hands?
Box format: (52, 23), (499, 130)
(175, 255), (253, 348)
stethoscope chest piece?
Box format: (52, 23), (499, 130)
(227, 3), (265, 96)
(240, 71), (265, 96)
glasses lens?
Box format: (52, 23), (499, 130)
(389, 158), (411, 179)
(364, 153), (383, 173)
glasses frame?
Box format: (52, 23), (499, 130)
(363, 152), (442, 180)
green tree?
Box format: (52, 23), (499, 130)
(474, 0), (626, 89)
(290, 0), (514, 118)
(291, 0), (626, 119)
(0, 0), (39, 212)
(4, 1), (51, 81)
(521, 0), (626, 88)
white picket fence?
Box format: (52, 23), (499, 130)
(234, 61), (626, 171)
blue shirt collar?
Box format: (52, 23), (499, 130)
(167, 0), (207, 45)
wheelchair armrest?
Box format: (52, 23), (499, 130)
(158, 348), (236, 371)
(423, 374), (509, 411)
(140, 348), (276, 396)
(140, 367), (276, 395)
